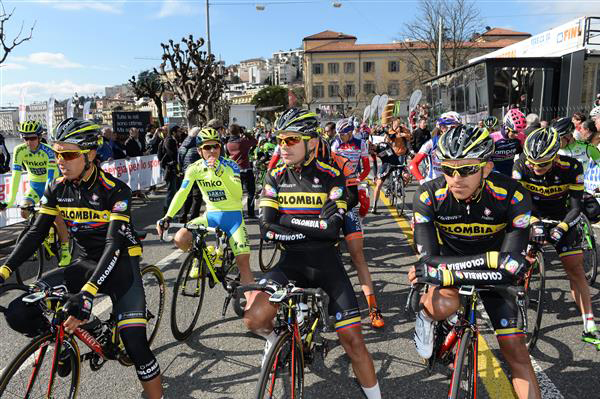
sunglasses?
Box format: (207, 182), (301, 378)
(276, 134), (308, 147)
(54, 149), (90, 161)
(526, 155), (555, 168)
(23, 137), (38, 141)
(201, 144), (221, 151)
(440, 162), (486, 177)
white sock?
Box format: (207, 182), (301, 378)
(583, 313), (596, 332)
(362, 382), (381, 399)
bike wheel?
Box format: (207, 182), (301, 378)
(0, 332), (80, 399)
(142, 265), (166, 346)
(259, 237), (280, 272)
(580, 215), (598, 285)
(449, 328), (477, 399)
(395, 179), (406, 216)
(525, 252), (545, 352)
(255, 331), (304, 399)
(13, 227), (44, 285)
(170, 252), (207, 341)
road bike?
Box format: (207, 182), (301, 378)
(383, 164), (407, 216)
(407, 282), (526, 399)
(578, 213), (598, 285)
(163, 222), (244, 341)
(0, 263), (165, 398)
(237, 281), (331, 399)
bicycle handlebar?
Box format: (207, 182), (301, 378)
(159, 222), (222, 242)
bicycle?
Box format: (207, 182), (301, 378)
(237, 280), (331, 399)
(162, 222), (245, 341)
(407, 282), (526, 399)
(578, 212), (598, 285)
(0, 264), (165, 398)
(383, 164), (407, 216)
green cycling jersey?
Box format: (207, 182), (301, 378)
(166, 156), (243, 217)
(5, 142), (58, 207)
(558, 140), (600, 174)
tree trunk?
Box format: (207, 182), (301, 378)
(153, 97), (165, 126)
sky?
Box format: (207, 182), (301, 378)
(0, 0), (599, 106)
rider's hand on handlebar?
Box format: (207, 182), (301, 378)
(498, 252), (528, 280)
(0, 265), (10, 284)
(63, 291), (94, 333)
(530, 221), (545, 245)
(413, 263), (444, 286)
(156, 216), (172, 238)
(547, 225), (566, 246)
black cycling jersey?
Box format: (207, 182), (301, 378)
(512, 155), (583, 228)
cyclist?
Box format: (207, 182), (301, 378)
(556, 116), (600, 175)
(409, 124), (541, 399)
(156, 127), (253, 286)
(244, 108), (381, 399)
(331, 118), (384, 329)
(0, 121), (72, 267)
(513, 127), (600, 346)
(490, 109), (527, 176)
(0, 118), (163, 398)
(371, 118), (411, 214)
(409, 111), (460, 184)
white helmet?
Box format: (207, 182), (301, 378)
(590, 106), (600, 119)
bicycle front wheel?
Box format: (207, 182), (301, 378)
(255, 331), (304, 399)
(170, 252), (207, 341)
(525, 251), (545, 352)
(142, 265), (166, 346)
(580, 215), (598, 285)
(259, 237), (280, 272)
(0, 332), (80, 399)
(449, 328), (477, 399)
(14, 227), (44, 285)
(395, 179), (406, 216)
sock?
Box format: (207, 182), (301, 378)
(362, 382), (381, 399)
(366, 294), (377, 310)
(583, 313), (596, 332)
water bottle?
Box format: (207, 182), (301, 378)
(205, 245), (217, 266)
(296, 305), (305, 327)
(299, 302), (309, 320)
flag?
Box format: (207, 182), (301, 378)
(47, 96), (55, 135)
(83, 101), (91, 119)
(19, 89), (26, 123)
(66, 97), (74, 118)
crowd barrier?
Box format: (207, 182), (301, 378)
(0, 155), (163, 228)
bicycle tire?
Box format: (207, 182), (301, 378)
(525, 251), (545, 352)
(259, 237), (280, 272)
(580, 215), (598, 285)
(170, 252), (207, 341)
(14, 227), (44, 285)
(0, 332), (80, 399)
(255, 330), (304, 399)
(396, 178), (406, 216)
(142, 265), (166, 346)
(448, 328), (476, 399)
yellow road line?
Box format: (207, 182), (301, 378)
(376, 187), (517, 399)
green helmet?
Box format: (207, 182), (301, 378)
(196, 127), (220, 146)
(18, 120), (45, 138)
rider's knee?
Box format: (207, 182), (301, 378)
(426, 287), (460, 320)
(243, 295), (274, 332)
(498, 337), (529, 365)
(173, 229), (192, 251)
(338, 328), (368, 359)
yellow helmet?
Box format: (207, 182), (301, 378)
(18, 121), (45, 138)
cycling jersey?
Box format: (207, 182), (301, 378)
(330, 136), (370, 186)
(512, 155), (583, 227)
(413, 172), (532, 337)
(490, 130), (524, 176)
(410, 136), (442, 182)
(5, 142), (57, 207)
(559, 140), (600, 174)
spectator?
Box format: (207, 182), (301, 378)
(581, 120), (599, 145)
(411, 118), (431, 154)
(0, 132), (10, 173)
(324, 121), (336, 143)
(540, 120), (549, 129)
(112, 132), (127, 160)
(96, 127), (114, 162)
(178, 126), (203, 223)
(208, 118), (227, 146)
(226, 123), (258, 218)
(125, 127), (144, 158)
(572, 112), (586, 139)
(525, 113), (541, 135)
(145, 127), (162, 155)
(158, 126), (180, 213)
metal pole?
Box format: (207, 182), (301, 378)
(206, 0), (212, 56)
(437, 16), (443, 76)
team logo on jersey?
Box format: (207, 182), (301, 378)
(112, 200), (128, 212)
(413, 212), (430, 224)
(92, 194), (99, 201)
(428, 267), (438, 278)
(263, 184), (277, 198)
(576, 174), (584, 184)
(502, 259), (520, 275)
(40, 196), (48, 205)
(266, 231), (275, 240)
(512, 170), (522, 180)
(329, 187), (343, 200)
(500, 318), (509, 327)
(512, 213), (531, 228)
(314, 177), (319, 184)
(484, 208), (491, 216)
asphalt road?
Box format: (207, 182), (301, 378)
(0, 184), (598, 399)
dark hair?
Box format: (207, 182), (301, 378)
(229, 124), (242, 136)
(324, 121), (335, 131)
(583, 119), (597, 134)
(573, 112), (586, 123)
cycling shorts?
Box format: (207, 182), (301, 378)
(479, 289), (524, 340)
(191, 210), (250, 256)
(377, 156), (406, 180)
(24, 181), (46, 203)
(264, 247), (362, 332)
(342, 206), (363, 241)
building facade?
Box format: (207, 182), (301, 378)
(0, 107), (19, 134)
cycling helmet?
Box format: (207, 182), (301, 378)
(523, 127), (560, 161)
(503, 109), (527, 132)
(274, 108), (319, 137)
(18, 197), (35, 209)
(551, 117), (574, 137)
(196, 127), (220, 146)
(335, 118), (354, 135)
(52, 118), (101, 150)
(590, 106), (600, 119)
(437, 111), (461, 126)
(18, 120), (44, 138)
(483, 116), (498, 130)
(436, 125), (494, 161)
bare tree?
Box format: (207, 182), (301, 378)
(129, 70), (165, 126)
(0, 1), (34, 65)
(398, 0), (482, 83)
(156, 35), (225, 126)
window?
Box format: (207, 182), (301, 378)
(389, 61), (400, 73)
(313, 85), (324, 99)
(344, 62), (355, 74)
(328, 82), (340, 98)
(363, 62), (375, 73)
(344, 83), (356, 97)
(364, 81), (375, 94)
(328, 63), (339, 74)
(388, 80), (400, 96)
(313, 63), (323, 75)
